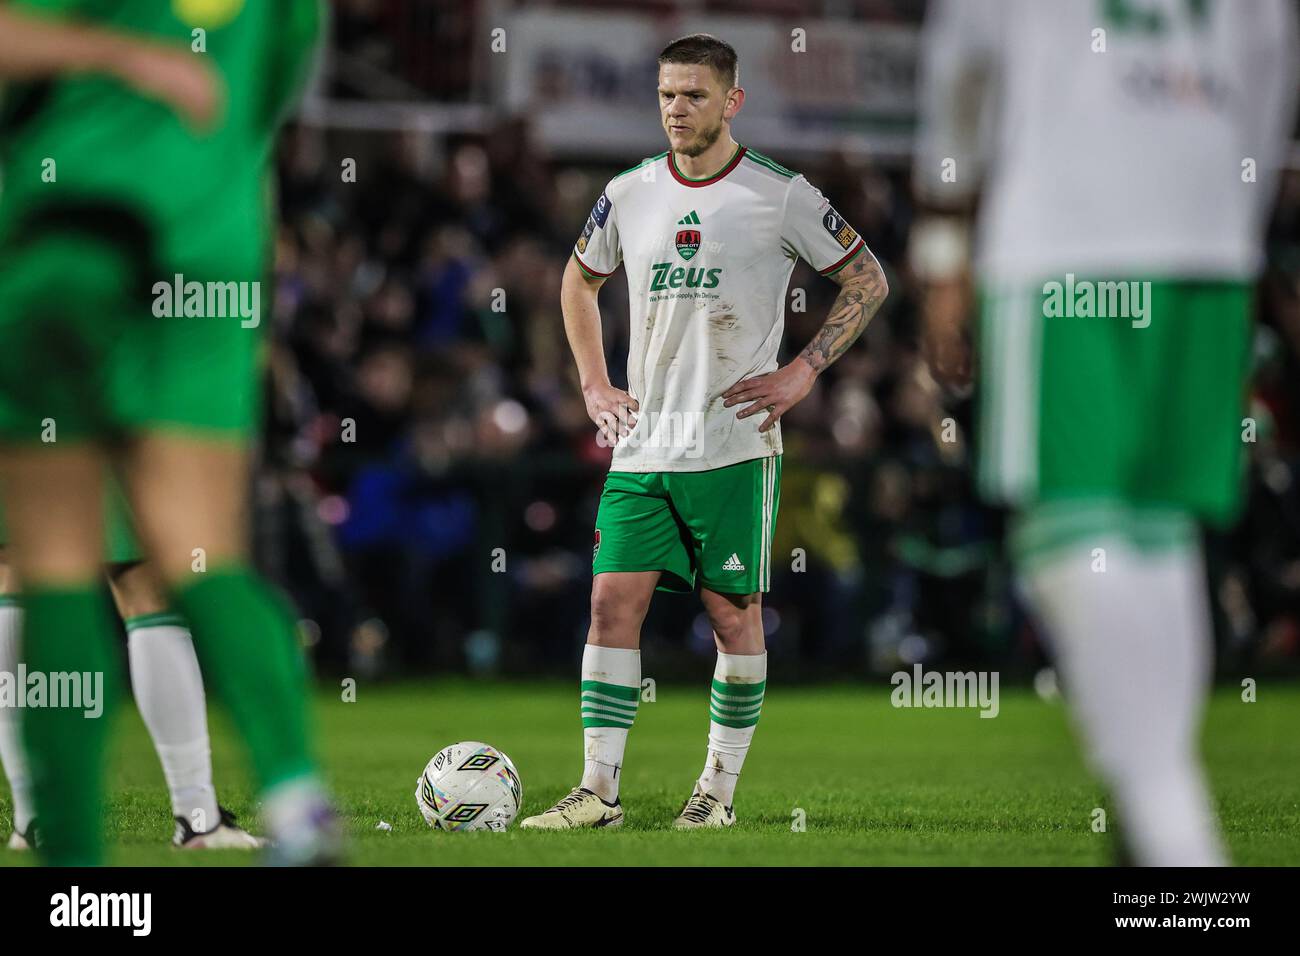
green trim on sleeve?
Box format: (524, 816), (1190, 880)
(743, 149), (798, 179)
(572, 251), (615, 280)
(613, 151), (669, 180)
(819, 239), (867, 277)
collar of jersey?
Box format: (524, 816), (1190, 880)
(668, 144), (748, 187)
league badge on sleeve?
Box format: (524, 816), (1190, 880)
(577, 215), (596, 254)
(591, 191), (612, 228)
(823, 208), (858, 250)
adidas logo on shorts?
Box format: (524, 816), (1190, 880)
(722, 553), (746, 572)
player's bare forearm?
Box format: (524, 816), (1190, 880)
(561, 255), (638, 442)
(0, 7), (134, 78)
(0, 7), (218, 126)
(919, 273), (974, 387)
(561, 255), (612, 391)
(909, 213), (975, 387)
(723, 250), (887, 433)
(797, 249), (889, 375)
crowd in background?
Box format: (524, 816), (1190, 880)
(251, 1), (1300, 681)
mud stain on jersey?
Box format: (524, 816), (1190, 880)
(708, 311), (740, 333)
(708, 313), (741, 384)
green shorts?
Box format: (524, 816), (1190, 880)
(0, 209), (266, 444)
(102, 480), (145, 566)
(592, 455), (781, 595)
(0, 478), (144, 566)
(977, 278), (1251, 528)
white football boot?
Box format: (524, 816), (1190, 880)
(174, 806), (267, 850)
(673, 786), (736, 829)
(6, 820), (37, 850)
(520, 787), (623, 830)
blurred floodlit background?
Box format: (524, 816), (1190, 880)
(258, 0), (1300, 682)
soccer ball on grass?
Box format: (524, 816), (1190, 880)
(415, 741), (522, 831)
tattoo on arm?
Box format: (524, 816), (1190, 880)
(798, 251), (889, 374)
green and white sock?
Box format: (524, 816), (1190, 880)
(698, 651), (767, 806)
(0, 600), (36, 834)
(171, 567), (316, 792)
(125, 612), (220, 831)
(578, 645), (639, 803)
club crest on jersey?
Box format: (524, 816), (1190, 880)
(822, 208), (858, 251)
(675, 229), (701, 261)
(593, 529), (601, 560)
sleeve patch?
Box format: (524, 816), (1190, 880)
(576, 215), (596, 254)
(591, 191), (612, 228)
(823, 208), (858, 250)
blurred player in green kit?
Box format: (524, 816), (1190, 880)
(0, 487), (268, 853)
(0, 0), (339, 865)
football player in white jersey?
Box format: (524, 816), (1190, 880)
(523, 34), (889, 830)
(912, 0), (1298, 865)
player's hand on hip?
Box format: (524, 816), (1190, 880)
(583, 382), (639, 446)
(723, 358), (816, 433)
(113, 42), (223, 131)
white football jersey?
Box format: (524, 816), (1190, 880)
(575, 145), (871, 472)
(915, 0), (1299, 283)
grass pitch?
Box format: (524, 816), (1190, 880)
(2, 679), (1299, 866)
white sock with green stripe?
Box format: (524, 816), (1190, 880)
(698, 651), (766, 806)
(579, 644), (640, 803)
(0, 601), (36, 833)
(1021, 528), (1225, 866)
(126, 613), (220, 828)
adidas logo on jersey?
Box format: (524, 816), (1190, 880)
(722, 553), (746, 572)
(677, 210), (701, 225)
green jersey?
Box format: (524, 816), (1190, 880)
(0, 0), (324, 442)
(0, 0), (322, 277)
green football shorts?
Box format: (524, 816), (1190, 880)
(0, 211), (266, 444)
(0, 478), (144, 566)
(592, 455), (781, 595)
(977, 277), (1251, 529)
(102, 479), (146, 566)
